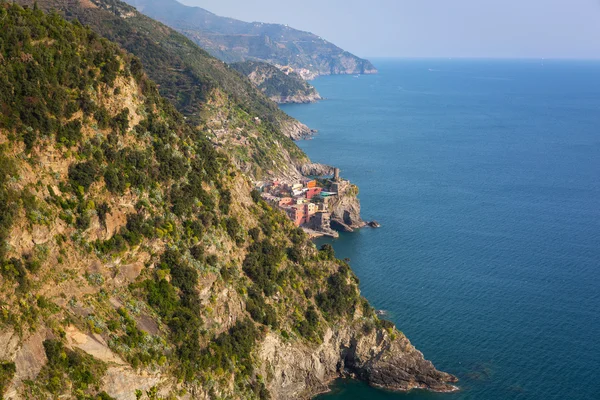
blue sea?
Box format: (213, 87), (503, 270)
(281, 59), (600, 400)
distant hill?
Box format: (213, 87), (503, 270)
(231, 61), (322, 104)
(124, 0), (378, 79)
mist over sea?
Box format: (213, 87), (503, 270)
(282, 59), (600, 400)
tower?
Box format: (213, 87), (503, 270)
(333, 167), (340, 182)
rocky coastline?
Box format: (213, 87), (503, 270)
(259, 318), (458, 399)
(281, 119), (316, 140)
(284, 108), (457, 399)
(272, 92), (322, 105)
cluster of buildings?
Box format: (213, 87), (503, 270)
(276, 64), (318, 81)
(259, 169), (345, 230)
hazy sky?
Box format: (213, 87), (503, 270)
(179, 0), (600, 59)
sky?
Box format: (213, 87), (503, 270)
(179, 0), (600, 59)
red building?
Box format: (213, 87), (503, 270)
(305, 187), (322, 200)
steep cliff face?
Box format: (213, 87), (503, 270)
(329, 184), (366, 232)
(260, 323), (457, 399)
(198, 88), (309, 180)
(231, 61), (322, 105)
(280, 119), (314, 141)
(300, 163), (335, 177)
(0, 4), (455, 399)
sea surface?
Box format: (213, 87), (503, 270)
(281, 59), (600, 400)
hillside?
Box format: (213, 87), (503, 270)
(16, 0), (314, 180)
(0, 3), (457, 399)
(231, 61), (322, 104)
(123, 0), (378, 79)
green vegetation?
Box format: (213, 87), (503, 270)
(316, 263), (361, 320)
(141, 249), (204, 379)
(0, 361), (16, 399)
(140, 249), (263, 382)
(0, 5), (125, 145)
(18, 0), (308, 178)
(36, 339), (107, 399)
(246, 285), (278, 329)
(198, 318), (262, 380)
(0, 258), (30, 291)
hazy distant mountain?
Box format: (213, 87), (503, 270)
(125, 0), (377, 79)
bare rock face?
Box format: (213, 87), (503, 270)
(280, 119), (313, 140)
(329, 188), (366, 232)
(273, 92), (322, 105)
(259, 326), (457, 400)
(344, 330), (458, 393)
(300, 163), (334, 177)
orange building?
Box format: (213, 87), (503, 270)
(286, 205), (306, 227)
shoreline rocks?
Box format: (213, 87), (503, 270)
(300, 162), (334, 177)
(259, 324), (458, 399)
(281, 119), (314, 140)
(329, 187), (365, 232)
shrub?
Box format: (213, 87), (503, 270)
(56, 120), (82, 147)
(1, 257), (29, 291)
(41, 339), (107, 397)
(0, 361), (16, 398)
(94, 108), (110, 129)
(318, 244), (335, 260)
(250, 189), (261, 204)
(143, 249), (203, 378)
(316, 266), (360, 320)
(68, 160), (99, 192)
(97, 202), (110, 228)
(111, 108), (129, 134)
(248, 227), (260, 242)
(189, 245), (204, 262)
(197, 318), (260, 378)
(242, 240), (284, 296)
(224, 217), (243, 246)
(245, 286), (278, 329)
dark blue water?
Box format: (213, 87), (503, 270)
(281, 59), (600, 400)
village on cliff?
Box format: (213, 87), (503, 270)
(256, 168), (350, 237)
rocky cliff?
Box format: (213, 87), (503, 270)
(300, 163), (335, 177)
(231, 61), (322, 105)
(329, 184), (367, 232)
(280, 119), (314, 141)
(260, 322), (458, 399)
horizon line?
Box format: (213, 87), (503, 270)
(364, 56), (600, 61)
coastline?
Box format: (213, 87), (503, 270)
(281, 75), (458, 397)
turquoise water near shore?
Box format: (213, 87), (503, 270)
(281, 59), (600, 400)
